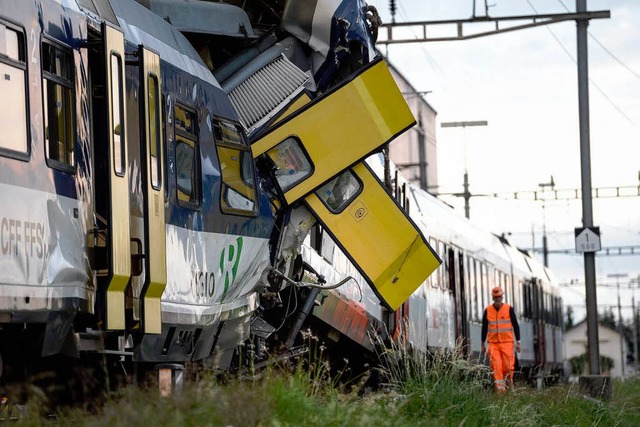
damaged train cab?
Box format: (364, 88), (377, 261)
(0, 0), (440, 388)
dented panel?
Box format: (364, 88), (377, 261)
(0, 183), (92, 311)
(252, 57), (415, 204)
(161, 224), (270, 325)
(305, 162), (441, 311)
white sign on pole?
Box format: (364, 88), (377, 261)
(574, 226), (601, 253)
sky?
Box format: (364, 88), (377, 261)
(367, 0), (640, 322)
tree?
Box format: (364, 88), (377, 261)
(569, 352), (614, 376)
(599, 310), (617, 330)
(564, 306), (574, 330)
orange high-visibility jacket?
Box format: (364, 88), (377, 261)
(486, 303), (514, 343)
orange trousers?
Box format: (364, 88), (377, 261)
(487, 341), (514, 392)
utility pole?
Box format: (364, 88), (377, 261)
(440, 120), (488, 219)
(380, 0), (610, 379)
(577, 0), (600, 376)
(416, 115), (428, 191)
(538, 176), (555, 267)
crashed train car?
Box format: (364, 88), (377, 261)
(0, 0), (441, 388)
(299, 156), (565, 378)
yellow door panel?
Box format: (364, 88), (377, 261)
(304, 162), (441, 311)
(269, 92), (311, 127)
(104, 23), (131, 330)
(252, 57), (415, 205)
(140, 47), (166, 334)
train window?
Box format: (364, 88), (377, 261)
(465, 255), (472, 320)
(0, 23), (28, 156)
(524, 282), (532, 319)
(439, 244), (445, 288)
(506, 275), (513, 306)
(265, 137), (313, 192)
(214, 119), (257, 215)
(43, 41), (75, 170)
(473, 259), (480, 321)
(110, 53), (125, 176)
(481, 263), (488, 310)
(175, 105), (199, 207)
(316, 170), (362, 214)
(148, 74), (161, 189)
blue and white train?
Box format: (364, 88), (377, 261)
(0, 0), (561, 400)
(0, 0), (443, 396)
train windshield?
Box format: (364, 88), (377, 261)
(315, 170), (361, 213)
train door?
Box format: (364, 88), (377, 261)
(136, 47), (167, 334)
(88, 23), (131, 330)
(530, 278), (546, 368)
(451, 248), (470, 355)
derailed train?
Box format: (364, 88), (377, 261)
(0, 0), (440, 389)
(0, 0), (561, 395)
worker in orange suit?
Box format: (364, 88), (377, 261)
(481, 286), (521, 392)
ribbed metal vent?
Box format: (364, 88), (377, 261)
(228, 55), (309, 132)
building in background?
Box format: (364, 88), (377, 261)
(564, 320), (631, 379)
(387, 61), (438, 193)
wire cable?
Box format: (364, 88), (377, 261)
(555, 0), (640, 80)
(524, 0), (639, 128)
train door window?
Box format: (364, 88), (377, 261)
(440, 242), (448, 290)
(110, 53), (125, 175)
(451, 248), (459, 293)
(316, 170), (362, 213)
(214, 119), (257, 215)
(474, 259), (481, 321)
(148, 74), (161, 189)
(506, 275), (513, 306)
(523, 281), (531, 319)
(518, 281), (523, 317)
(43, 41), (75, 170)
(264, 137), (313, 193)
(0, 23), (28, 157)
(175, 104), (200, 207)
(465, 255), (472, 320)
(545, 292), (551, 323)
(481, 263), (488, 310)
(429, 238), (439, 288)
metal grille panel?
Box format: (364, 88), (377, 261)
(228, 55), (308, 132)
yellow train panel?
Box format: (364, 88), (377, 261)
(252, 57), (415, 205)
(104, 23), (131, 330)
(140, 47), (166, 334)
(305, 162), (441, 311)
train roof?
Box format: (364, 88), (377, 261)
(108, 0), (221, 88)
(147, 0), (257, 39)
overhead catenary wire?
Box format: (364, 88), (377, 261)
(524, 0), (639, 128)
(556, 0), (640, 81)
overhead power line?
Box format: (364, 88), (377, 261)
(525, 0), (639, 127)
(435, 183), (640, 202)
(531, 245), (640, 257)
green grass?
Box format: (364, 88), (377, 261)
(8, 347), (640, 426)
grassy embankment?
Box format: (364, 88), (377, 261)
(10, 341), (640, 426)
